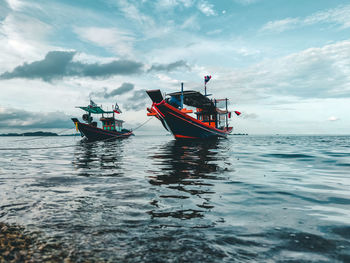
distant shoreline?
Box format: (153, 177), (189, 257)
(0, 131), (58, 136)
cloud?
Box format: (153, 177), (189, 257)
(6, 0), (27, 11)
(0, 50), (190, 82)
(0, 12), (53, 69)
(0, 1), (10, 21)
(241, 112), (258, 119)
(74, 27), (135, 57)
(328, 116), (339, 122)
(181, 15), (200, 30)
(90, 83), (135, 99)
(0, 106), (73, 129)
(261, 4), (350, 33)
(0, 51), (76, 81)
(233, 0), (260, 5)
(117, 0), (155, 27)
(197, 0), (216, 16)
(0, 51), (144, 81)
(156, 0), (194, 9)
(123, 89), (148, 111)
(261, 18), (300, 33)
(218, 40), (350, 102)
(148, 60), (190, 72)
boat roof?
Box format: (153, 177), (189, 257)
(77, 106), (114, 114)
(100, 117), (124, 123)
(167, 90), (214, 110)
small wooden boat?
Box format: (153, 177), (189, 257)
(72, 100), (133, 141)
(146, 77), (234, 139)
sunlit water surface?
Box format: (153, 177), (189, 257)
(0, 135), (349, 262)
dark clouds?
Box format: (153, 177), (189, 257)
(90, 83), (135, 99)
(89, 83), (147, 111)
(0, 107), (73, 129)
(148, 60), (190, 72)
(0, 51), (190, 82)
(0, 1), (10, 22)
(123, 89), (148, 111)
(1, 51), (76, 82)
(0, 51), (144, 82)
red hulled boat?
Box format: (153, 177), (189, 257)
(146, 78), (234, 139)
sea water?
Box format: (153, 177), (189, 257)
(0, 135), (349, 262)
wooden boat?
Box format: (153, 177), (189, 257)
(146, 79), (233, 139)
(71, 100), (133, 141)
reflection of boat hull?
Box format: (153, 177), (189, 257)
(72, 119), (133, 141)
(149, 101), (232, 139)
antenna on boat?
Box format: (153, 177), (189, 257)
(204, 75), (212, 96)
(180, 82), (184, 109)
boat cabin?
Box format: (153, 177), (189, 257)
(100, 117), (124, 132)
(167, 90), (231, 131)
(77, 104), (124, 131)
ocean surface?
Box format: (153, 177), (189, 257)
(0, 135), (349, 262)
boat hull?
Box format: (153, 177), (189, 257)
(150, 101), (232, 139)
(72, 119), (133, 141)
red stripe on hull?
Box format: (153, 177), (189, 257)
(174, 134), (199, 139)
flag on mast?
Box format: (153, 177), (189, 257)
(114, 102), (122, 114)
(89, 99), (97, 108)
(204, 75), (212, 84)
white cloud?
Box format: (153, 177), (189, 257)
(156, 0), (194, 9)
(261, 4), (350, 33)
(74, 27), (135, 57)
(304, 4), (350, 29)
(215, 40), (350, 103)
(180, 15), (200, 30)
(261, 18), (299, 33)
(0, 13), (53, 72)
(117, 0), (155, 27)
(6, 0), (25, 11)
(328, 116), (339, 121)
(233, 0), (260, 5)
(197, 0), (216, 16)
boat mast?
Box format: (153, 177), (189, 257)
(214, 99), (217, 128)
(225, 98), (228, 129)
(180, 82), (184, 110)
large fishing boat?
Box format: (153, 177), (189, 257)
(72, 100), (133, 141)
(146, 76), (239, 139)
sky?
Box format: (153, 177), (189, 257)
(0, 0), (349, 134)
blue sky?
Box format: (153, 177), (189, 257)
(0, 0), (349, 134)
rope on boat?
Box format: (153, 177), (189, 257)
(0, 118), (153, 151)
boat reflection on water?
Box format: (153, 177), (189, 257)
(72, 140), (126, 177)
(148, 138), (226, 222)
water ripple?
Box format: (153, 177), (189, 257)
(0, 135), (349, 262)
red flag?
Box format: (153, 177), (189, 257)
(204, 75), (211, 84)
(234, 111), (241, 116)
(113, 103), (122, 114)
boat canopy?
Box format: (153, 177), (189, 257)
(78, 106), (114, 114)
(167, 90), (214, 110)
